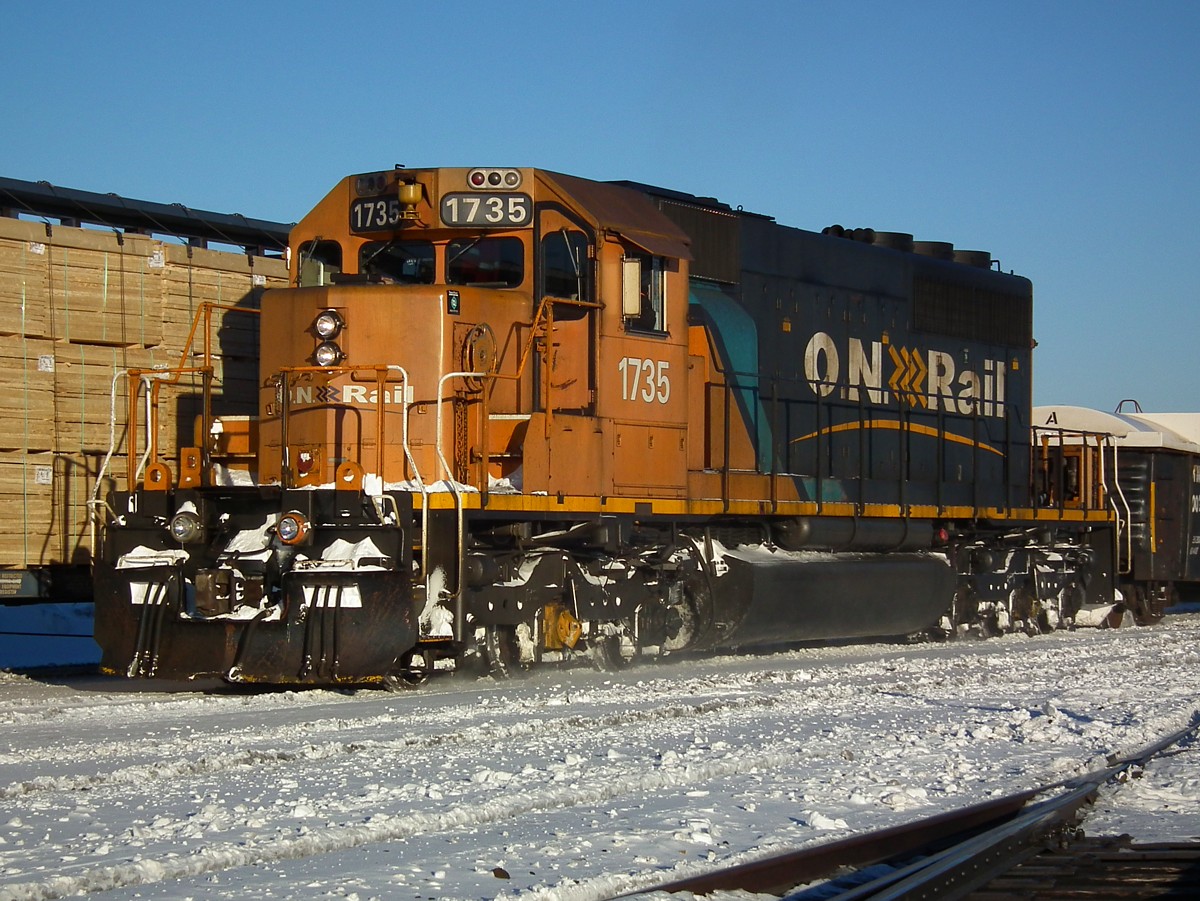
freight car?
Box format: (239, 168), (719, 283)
(92, 167), (1121, 685)
(1033, 403), (1200, 621)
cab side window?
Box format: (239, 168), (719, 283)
(622, 252), (666, 333)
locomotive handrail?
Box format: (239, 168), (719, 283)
(1109, 441), (1134, 573)
(434, 370), (489, 643)
(722, 380), (732, 511)
(501, 294), (604, 436)
(163, 302), (262, 478)
(1030, 425), (1115, 514)
(121, 365), (213, 491)
(275, 362), (437, 590)
(90, 368), (145, 543)
(698, 341), (764, 512)
(274, 363), (418, 490)
(502, 294), (603, 386)
(94, 302), (264, 493)
(94, 369), (168, 516)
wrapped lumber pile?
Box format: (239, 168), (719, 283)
(0, 216), (288, 573)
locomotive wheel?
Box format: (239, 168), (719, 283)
(384, 648), (434, 690)
(589, 623), (638, 671)
(933, 586), (978, 640)
(662, 598), (698, 652)
(660, 558), (712, 653)
(483, 625), (521, 678)
(1131, 584), (1171, 625)
(1010, 587), (1038, 635)
(972, 601), (1005, 638)
(483, 620), (542, 678)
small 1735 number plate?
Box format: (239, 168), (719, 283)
(349, 196), (404, 232)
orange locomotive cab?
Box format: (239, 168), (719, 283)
(259, 168), (693, 499)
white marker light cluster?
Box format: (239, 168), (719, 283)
(467, 168), (521, 189)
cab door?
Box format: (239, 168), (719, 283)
(601, 238), (690, 498)
(521, 208), (603, 496)
(536, 209), (595, 413)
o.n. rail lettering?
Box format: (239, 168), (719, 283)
(289, 384), (414, 406)
(803, 331), (1010, 418)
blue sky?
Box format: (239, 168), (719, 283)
(3, 1), (1197, 411)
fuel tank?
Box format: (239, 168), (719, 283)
(695, 545), (955, 649)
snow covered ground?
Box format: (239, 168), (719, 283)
(1, 613), (1198, 901)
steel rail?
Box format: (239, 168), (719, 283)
(635, 711), (1200, 899)
(628, 789), (1043, 898)
(838, 711), (1200, 901)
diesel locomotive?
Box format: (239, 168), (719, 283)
(93, 167), (1129, 685)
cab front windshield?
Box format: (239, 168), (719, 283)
(360, 240), (435, 284)
(301, 236), (525, 287)
(447, 237), (524, 287)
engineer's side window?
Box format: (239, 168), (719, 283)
(542, 230), (589, 300)
(622, 252), (666, 333)
(297, 240), (342, 287)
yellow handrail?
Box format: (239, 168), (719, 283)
(120, 302), (262, 490)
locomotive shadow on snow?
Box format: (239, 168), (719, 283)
(18, 671), (280, 695)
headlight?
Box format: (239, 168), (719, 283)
(314, 341), (343, 366)
(313, 309), (344, 339)
(168, 511), (203, 544)
(277, 511), (311, 546)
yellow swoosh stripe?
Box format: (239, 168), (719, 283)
(790, 420), (1004, 456)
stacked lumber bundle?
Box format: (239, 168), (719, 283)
(0, 216), (288, 570)
(0, 219), (49, 337)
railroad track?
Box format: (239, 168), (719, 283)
(633, 712), (1200, 900)
(966, 834), (1200, 899)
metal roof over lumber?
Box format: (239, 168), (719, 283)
(0, 176), (293, 255)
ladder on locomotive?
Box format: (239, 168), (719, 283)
(1035, 426), (1132, 571)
